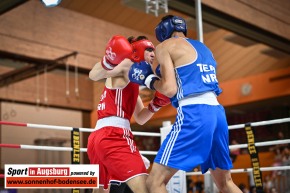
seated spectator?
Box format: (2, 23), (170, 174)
(194, 176), (204, 193)
(238, 183), (249, 193)
(249, 186), (256, 193)
(269, 187), (278, 193)
(282, 146), (290, 163)
(186, 176), (194, 193)
(269, 131), (288, 152)
(263, 175), (274, 193)
(230, 139), (241, 162)
(269, 131), (288, 178)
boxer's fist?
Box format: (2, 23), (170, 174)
(102, 35), (133, 70)
(128, 61), (159, 90)
(148, 91), (171, 113)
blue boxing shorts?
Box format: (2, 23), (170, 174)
(154, 104), (233, 173)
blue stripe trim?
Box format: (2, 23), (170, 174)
(160, 107), (184, 165)
(175, 69), (183, 101)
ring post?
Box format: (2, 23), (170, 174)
(71, 127), (81, 193)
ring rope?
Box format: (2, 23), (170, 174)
(229, 139), (290, 149)
(1, 118), (289, 174)
(0, 121), (161, 136)
(1, 117), (290, 136)
(0, 143), (159, 155)
(1, 118), (289, 187)
(139, 150), (157, 155)
(228, 117), (290, 130)
(0, 144), (87, 152)
(186, 166), (290, 175)
(132, 131), (161, 137)
(0, 121), (96, 132)
(1, 138), (288, 155)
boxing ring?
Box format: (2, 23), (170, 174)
(0, 117), (290, 193)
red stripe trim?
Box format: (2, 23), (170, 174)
(0, 121), (27, 127)
(0, 144), (21, 148)
(0, 174), (4, 178)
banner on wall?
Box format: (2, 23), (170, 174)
(4, 164), (99, 189)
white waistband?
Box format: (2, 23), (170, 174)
(178, 92), (219, 106)
(95, 117), (131, 130)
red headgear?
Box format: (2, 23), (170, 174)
(131, 39), (155, 62)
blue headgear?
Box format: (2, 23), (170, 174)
(155, 15), (187, 42)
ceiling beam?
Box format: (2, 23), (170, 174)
(169, 0), (290, 54)
(0, 50), (90, 87)
(0, 0), (28, 15)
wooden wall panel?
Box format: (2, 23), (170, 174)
(203, 0), (290, 39)
(0, 0), (157, 70)
(90, 81), (105, 128)
(0, 0), (158, 110)
(0, 71), (93, 110)
(238, 0), (289, 24)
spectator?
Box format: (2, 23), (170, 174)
(271, 148), (283, 178)
(186, 176), (194, 193)
(230, 139), (241, 162)
(194, 176), (204, 193)
(238, 183), (250, 193)
(263, 175), (274, 193)
(249, 186), (256, 193)
(269, 131), (288, 179)
(269, 131), (287, 152)
(269, 187), (278, 193)
(282, 146), (290, 163)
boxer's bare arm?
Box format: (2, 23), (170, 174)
(154, 43), (177, 98)
(89, 59), (133, 81)
(133, 96), (154, 125)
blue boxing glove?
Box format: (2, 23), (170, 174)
(155, 64), (161, 77)
(129, 61), (160, 90)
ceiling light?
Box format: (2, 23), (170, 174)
(41, 0), (62, 7)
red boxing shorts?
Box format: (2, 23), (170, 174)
(87, 126), (148, 189)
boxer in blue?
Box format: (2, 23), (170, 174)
(128, 15), (242, 193)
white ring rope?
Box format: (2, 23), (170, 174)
(229, 139), (290, 149)
(20, 145), (87, 152)
(0, 138), (288, 156)
(29, 124), (161, 136)
(228, 117), (290, 130)
(0, 121), (161, 136)
(1, 117), (289, 136)
(0, 118), (289, 155)
(21, 145), (88, 152)
(0, 118), (289, 176)
(28, 123), (100, 133)
(132, 131), (161, 137)
(139, 150), (157, 155)
(186, 166), (290, 175)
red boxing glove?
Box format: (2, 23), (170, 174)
(101, 35), (133, 70)
(148, 91), (171, 113)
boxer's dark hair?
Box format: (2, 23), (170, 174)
(128, 36), (148, 43)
